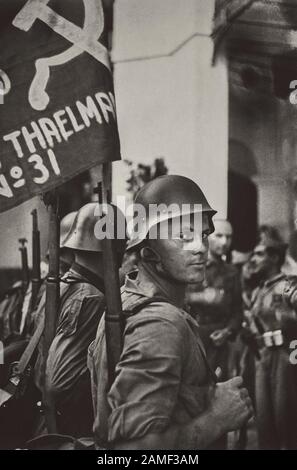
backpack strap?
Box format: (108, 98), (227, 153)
(17, 275), (102, 375)
(124, 296), (176, 316)
(124, 296), (217, 384)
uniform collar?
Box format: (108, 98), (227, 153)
(64, 262), (105, 293)
(263, 272), (286, 289)
(123, 269), (199, 329)
(124, 265), (185, 309)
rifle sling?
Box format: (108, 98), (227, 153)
(17, 313), (45, 375)
(17, 274), (104, 375)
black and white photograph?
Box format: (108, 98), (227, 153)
(1, 0), (297, 458)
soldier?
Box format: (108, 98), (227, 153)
(88, 175), (253, 450)
(34, 202), (126, 437)
(186, 219), (242, 382)
(0, 208), (80, 387)
(247, 235), (297, 449)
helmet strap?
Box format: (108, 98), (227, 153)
(140, 246), (161, 264)
(140, 245), (180, 285)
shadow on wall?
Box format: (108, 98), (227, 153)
(228, 139), (258, 253)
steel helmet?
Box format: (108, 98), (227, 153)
(60, 211), (77, 247)
(126, 175), (216, 251)
(61, 202), (127, 255)
(45, 211), (77, 260)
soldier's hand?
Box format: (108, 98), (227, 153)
(208, 376), (253, 433)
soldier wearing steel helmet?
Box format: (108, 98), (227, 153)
(33, 202), (126, 437)
(27, 211), (78, 337)
(88, 175), (253, 450)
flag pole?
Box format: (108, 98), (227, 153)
(31, 209), (41, 311)
(18, 238), (29, 296)
(97, 162), (124, 388)
(42, 191), (60, 433)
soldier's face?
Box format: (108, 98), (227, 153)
(148, 213), (211, 284)
(209, 220), (233, 257)
(249, 244), (272, 277)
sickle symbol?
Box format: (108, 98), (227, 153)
(13, 0), (110, 111)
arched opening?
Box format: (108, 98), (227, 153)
(228, 139), (258, 253)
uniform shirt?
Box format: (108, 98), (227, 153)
(88, 269), (215, 448)
(34, 263), (105, 436)
(250, 272), (297, 342)
(249, 272), (297, 449)
(191, 258), (242, 344)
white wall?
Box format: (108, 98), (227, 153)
(112, 0), (229, 218)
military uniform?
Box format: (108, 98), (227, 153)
(190, 258), (242, 380)
(34, 262), (105, 437)
(250, 273), (297, 449)
(88, 269), (216, 449)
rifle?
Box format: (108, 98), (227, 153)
(18, 238), (29, 295)
(98, 163), (124, 388)
(31, 209), (41, 311)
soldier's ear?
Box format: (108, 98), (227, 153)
(140, 246), (160, 263)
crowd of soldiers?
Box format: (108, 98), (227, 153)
(0, 174), (297, 450)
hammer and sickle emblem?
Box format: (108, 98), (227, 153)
(13, 0), (110, 111)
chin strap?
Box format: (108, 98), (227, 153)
(141, 261), (184, 303)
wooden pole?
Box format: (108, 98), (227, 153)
(18, 238), (29, 295)
(98, 162), (124, 388)
(31, 209), (41, 311)
(42, 192), (60, 433)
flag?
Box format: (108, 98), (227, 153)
(0, 0), (120, 213)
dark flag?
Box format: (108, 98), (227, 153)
(0, 0), (120, 213)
